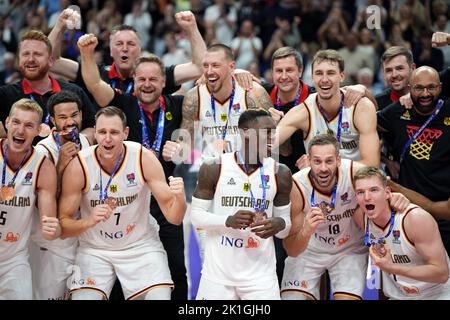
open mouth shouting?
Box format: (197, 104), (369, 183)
(12, 137), (26, 146)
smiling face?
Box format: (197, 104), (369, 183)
(383, 55), (414, 96)
(308, 144), (340, 190)
(134, 61), (166, 106)
(312, 60), (344, 101)
(410, 67), (442, 115)
(6, 108), (41, 154)
(203, 50), (234, 94)
(95, 114), (129, 161)
(19, 39), (52, 81)
(51, 102), (82, 141)
(272, 56), (302, 96)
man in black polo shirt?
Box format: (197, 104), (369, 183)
(78, 33), (187, 300)
(0, 30), (96, 139)
(48, 9), (205, 101)
(377, 66), (450, 256)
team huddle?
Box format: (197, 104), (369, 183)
(1, 7), (450, 300)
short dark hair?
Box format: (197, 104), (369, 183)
(272, 46), (303, 69)
(207, 43), (235, 61)
(47, 91), (82, 117)
(312, 49), (345, 73)
(20, 30), (52, 55)
(134, 55), (165, 77)
(238, 109), (271, 129)
(353, 166), (387, 188)
(95, 106), (127, 129)
(381, 46), (414, 66)
(308, 134), (340, 156)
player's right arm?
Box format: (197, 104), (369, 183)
(48, 8), (81, 81)
(275, 104), (309, 149)
(59, 156), (111, 237)
(77, 34), (115, 107)
(162, 87), (198, 163)
(283, 181), (326, 257)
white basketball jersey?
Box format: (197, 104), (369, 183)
(32, 132), (90, 260)
(197, 82), (247, 161)
(293, 159), (365, 254)
(366, 207), (450, 299)
(202, 152), (278, 286)
(0, 142), (46, 261)
(303, 93), (360, 161)
(77, 141), (157, 250)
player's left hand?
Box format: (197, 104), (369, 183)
(41, 215), (61, 240)
(369, 244), (393, 272)
(250, 217), (286, 239)
(342, 84), (366, 108)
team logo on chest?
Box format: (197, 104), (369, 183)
(166, 112), (172, 121)
(259, 175), (270, 189)
(340, 192), (351, 205)
(392, 230), (401, 244)
(220, 114), (228, 122)
(400, 110), (411, 120)
(109, 184), (118, 193)
(93, 184), (100, 191)
(127, 173), (137, 187)
(243, 182), (251, 192)
(444, 117), (450, 126)
(227, 178), (236, 185)
(22, 172), (33, 185)
(341, 121), (350, 134)
(205, 111), (212, 118)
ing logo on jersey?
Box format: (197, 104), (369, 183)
(243, 182), (251, 192)
(3, 232), (20, 243)
(245, 237), (259, 249)
(126, 173), (137, 187)
(22, 172), (33, 185)
(109, 184), (118, 193)
(93, 184), (100, 191)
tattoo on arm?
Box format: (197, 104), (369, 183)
(247, 88), (273, 111)
(180, 88), (199, 140)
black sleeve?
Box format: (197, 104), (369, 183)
(0, 85), (10, 124)
(163, 65), (181, 95)
(262, 82), (274, 94)
(377, 102), (399, 133)
(439, 67), (450, 100)
(108, 90), (134, 111)
(77, 88), (97, 129)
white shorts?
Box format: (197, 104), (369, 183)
(281, 249), (368, 300)
(29, 240), (76, 300)
(196, 276), (280, 300)
(0, 251), (32, 300)
(69, 241), (173, 300)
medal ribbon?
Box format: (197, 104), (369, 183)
(275, 84), (301, 111)
(2, 143), (30, 188)
(236, 152), (267, 212)
(138, 97), (166, 155)
(400, 99), (443, 162)
(310, 175), (338, 211)
(316, 91), (344, 142)
(364, 209), (395, 247)
(99, 150), (124, 203)
(111, 80), (133, 94)
(211, 78), (235, 141)
(29, 94), (51, 127)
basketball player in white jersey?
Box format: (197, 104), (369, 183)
(163, 44), (274, 262)
(191, 109), (292, 300)
(30, 91), (93, 300)
(354, 167), (450, 300)
(281, 134), (409, 300)
(58, 107), (187, 300)
(0, 98), (60, 299)
(276, 49), (380, 169)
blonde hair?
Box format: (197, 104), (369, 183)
(9, 98), (43, 123)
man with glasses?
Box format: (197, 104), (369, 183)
(377, 66), (450, 255)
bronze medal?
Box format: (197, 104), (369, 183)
(318, 201), (333, 215)
(253, 211), (267, 224)
(1, 186), (15, 201)
(374, 242), (387, 257)
(105, 197), (118, 211)
(39, 123), (52, 138)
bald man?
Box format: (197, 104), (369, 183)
(377, 66), (450, 255)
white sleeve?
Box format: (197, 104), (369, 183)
(191, 196), (228, 230)
(273, 203), (292, 239)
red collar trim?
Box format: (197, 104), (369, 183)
(142, 96), (166, 123)
(22, 76), (61, 95)
(270, 80), (309, 106)
(390, 90), (400, 103)
(108, 63), (126, 81)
